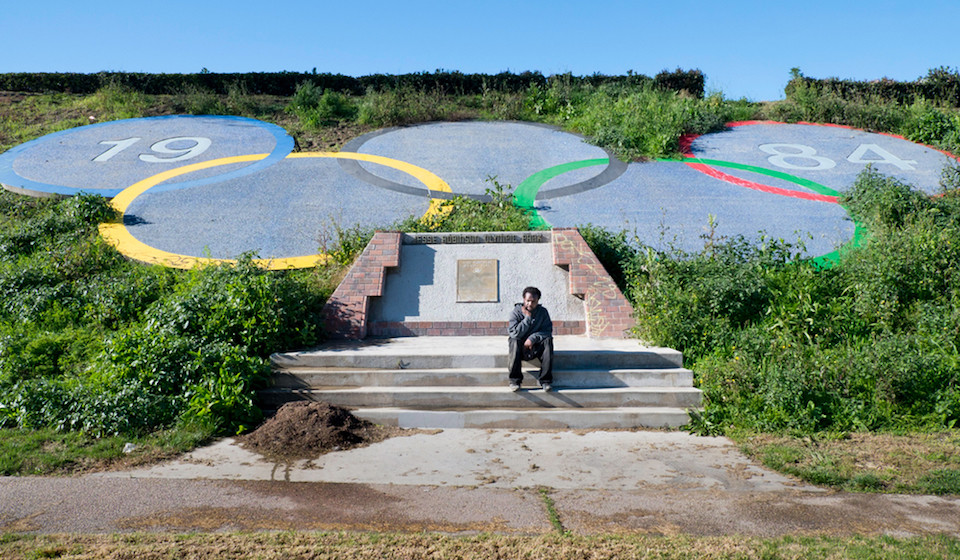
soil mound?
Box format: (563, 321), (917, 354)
(240, 401), (394, 460)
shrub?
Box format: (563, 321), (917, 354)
(400, 179), (538, 233)
(647, 168), (960, 435)
(0, 191), (326, 436)
(287, 82), (358, 128)
(357, 86), (454, 127)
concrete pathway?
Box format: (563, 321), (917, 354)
(3, 429), (959, 536)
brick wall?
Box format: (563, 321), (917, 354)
(320, 231), (401, 339)
(368, 320), (585, 338)
(552, 228), (635, 338)
(323, 229), (635, 339)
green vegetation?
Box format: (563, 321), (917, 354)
(538, 487), (568, 535)
(620, 167), (960, 435)
(577, 164), (960, 489)
(740, 431), (960, 494)
(2, 532), (959, 559)
(282, 75), (756, 159)
(773, 67), (960, 155)
(0, 191), (331, 472)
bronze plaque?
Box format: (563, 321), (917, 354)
(457, 259), (499, 302)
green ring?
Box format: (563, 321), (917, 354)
(514, 158), (609, 228)
(659, 157), (866, 267)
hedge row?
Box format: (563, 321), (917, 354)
(0, 68), (705, 98)
(787, 66), (960, 107)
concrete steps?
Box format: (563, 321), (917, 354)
(264, 336), (702, 429)
(270, 367), (694, 389)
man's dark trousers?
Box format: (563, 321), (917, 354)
(508, 337), (553, 385)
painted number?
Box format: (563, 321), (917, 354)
(92, 138), (140, 162)
(760, 143), (918, 171)
(846, 144), (917, 171)
(94, 137), (211, 163)
(759, 144), (835, 170)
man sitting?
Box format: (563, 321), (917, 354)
(507, 286), (554, 392)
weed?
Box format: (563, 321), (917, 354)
(317, 219), (375, 268)
(170, 85), (226, 115)
(918, 469), (960, 495)
(538, 487), (568, 535)
(358, 86), (456, 127)
(78, 83), (152, 120)
(850, 472), (886, 491)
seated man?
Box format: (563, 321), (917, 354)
(507, 286), (554, 392)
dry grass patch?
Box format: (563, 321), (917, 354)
(736, 431), (960, 494)
(2, 532), (959, 559)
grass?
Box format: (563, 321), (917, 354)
(0, 423), (213, 476)
(1, 532), (959, 559)
(736, 431), (960, 493)
(538, 487), (568, 535)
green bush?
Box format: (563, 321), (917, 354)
(769, 69), (960, 155)
(357, 86), (455, 127)
(399, 179), (538, 233)
(613, 167), (960, 436)
(784, 66), (960, 109)
(287, 82), (358, 128)
(0, 191), (326, 436)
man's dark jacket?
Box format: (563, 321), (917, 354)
(508, 303), (553, 345)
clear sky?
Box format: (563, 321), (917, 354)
(4, 0), (958, 101)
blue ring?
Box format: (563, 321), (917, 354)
(0, 115), (294, 197)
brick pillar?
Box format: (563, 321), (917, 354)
(552, 228), (635, 338)
(321, 231), (401, 339)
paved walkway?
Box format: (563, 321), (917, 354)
(2, 429), (959, 535)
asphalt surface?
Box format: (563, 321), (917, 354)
(3, 429), (959, 536)
(8, 118), (955, 265)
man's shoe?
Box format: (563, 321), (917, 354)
(509, 382), (520, 392)
(541, 383), (553, 392)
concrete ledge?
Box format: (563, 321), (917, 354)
(352, 407), (692, 429)
(259, 386), (704, 410)
(270, 336), (683, 370)
(270, 367), (694, 389)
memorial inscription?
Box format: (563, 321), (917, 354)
(405, 232), (550, 244)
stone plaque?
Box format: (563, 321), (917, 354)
(457, 259), (499, 302)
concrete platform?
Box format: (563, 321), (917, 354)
(93, 430), (800, 491)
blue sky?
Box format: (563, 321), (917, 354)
(4, 0), (958, 101)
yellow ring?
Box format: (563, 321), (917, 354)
(99, 152), (452, 270)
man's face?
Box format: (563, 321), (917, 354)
(523, 293), (539, 312)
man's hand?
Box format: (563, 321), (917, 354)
(524, 338), (534, 349)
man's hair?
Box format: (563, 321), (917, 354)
(522, 286), (541, 299)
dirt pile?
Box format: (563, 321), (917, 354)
(240, 401), (395, 460)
